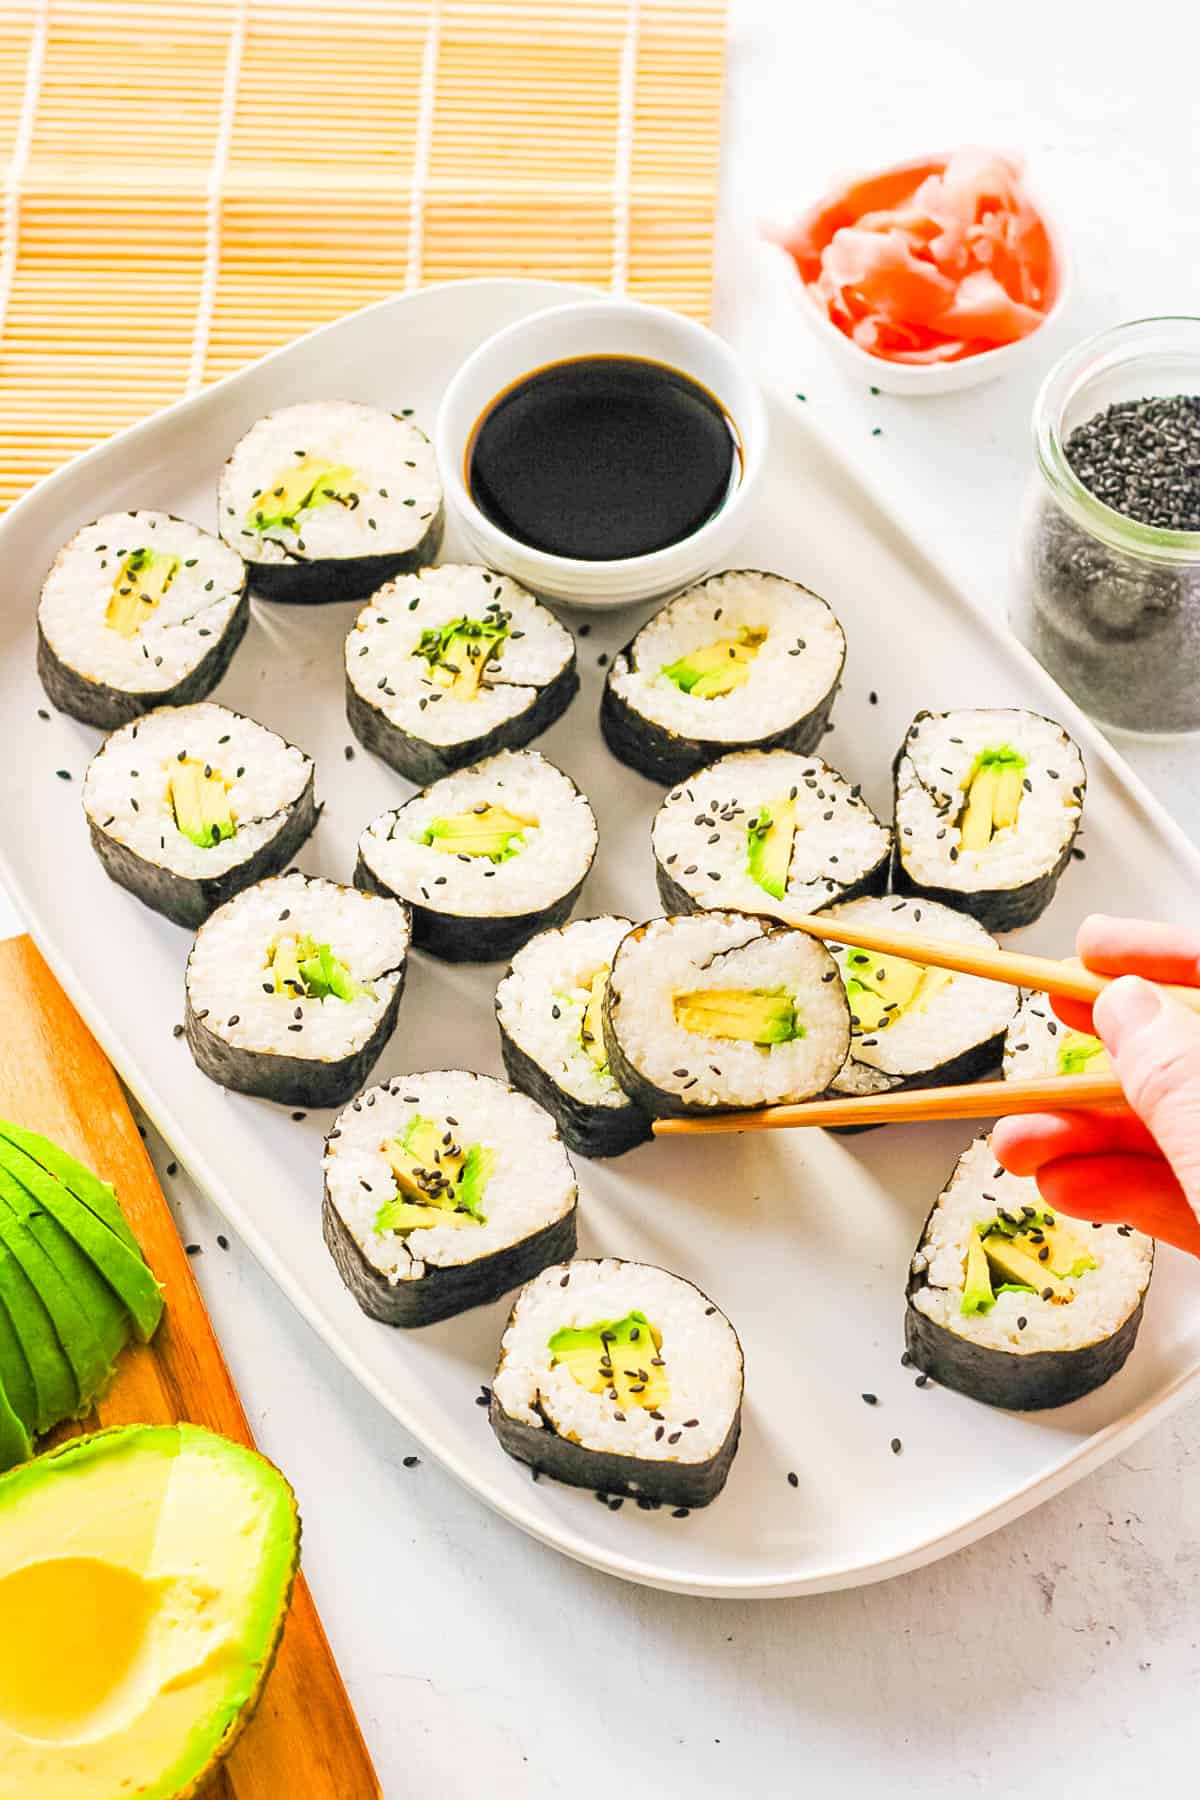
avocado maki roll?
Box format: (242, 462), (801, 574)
(495, 916), (651, 1159)
(83, 702), (317, 929)
(603, 911), (850, 1118)
(652, 748), (891, 919)
(185, 872), (410, 1108)
(322, 1070), (578, 1327)
(601, 570), (845, 785)
(345, 563), (578, 784)
(490, 1258), (744, 1508)
(826, 896), (1019, 1100)
(1004, 991), (1110, 1082)
(906, 1135), (1153, 1410)
(37, 512), (248, 728)
(218, 401), (443, 604)
(355, 748), (598, 964)
(893, 708), (1086, 932)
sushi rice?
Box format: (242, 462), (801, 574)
(37, 512), (247, 726)
(893, 708), (1086, 930)
(83, 703), (315, 925)
(356, 748), (597, 961)
(911, 1145), (1153, 1354)
(185, 871), (410, 1104)
(603, 911), (850, 1115)
(491, 1257), (743, 1502)
(345, 563), (577, 781)
(1004, 989), (1110, 1082)
(602, 571), (846, 784)
(652, 748), (891, 920)
(827, 896), (1018, 1097)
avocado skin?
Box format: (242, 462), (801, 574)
(322, 1179), (578, 1328)
(185, 956), (406, 1110)
(904, 1180), (1152, 1411)
(91, 764), (319, 931)
(346, 653), (579, 786)
(37, 582), (250, 730)
(496, 1011), (652, 1160)
(242, 505), (444, 604)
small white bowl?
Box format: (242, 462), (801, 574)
(435, 298), (768, 608)
(776, 157), (1072, 398)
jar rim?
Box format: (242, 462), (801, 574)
(1034, 316), (1200, 562)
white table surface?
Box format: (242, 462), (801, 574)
(6, 3), (1200, 1793)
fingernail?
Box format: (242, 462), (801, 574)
(1094, 975), (1163, 1052)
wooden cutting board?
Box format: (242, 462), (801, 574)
(0, 934), (380, 1800)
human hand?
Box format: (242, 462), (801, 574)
(992, 914), (1200, 1256)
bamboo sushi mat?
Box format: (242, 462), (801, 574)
(0, 0), (727, 510)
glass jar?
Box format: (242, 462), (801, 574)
(1012, 317), (1200, 735)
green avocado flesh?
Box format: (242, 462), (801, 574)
(662, 626), (766, 699)
(548, 1310), (670, 1411)
(415, 611), (509, 699)
(375, 1116), (492, 1235)
(960, 1208), (1097, 1315)
(269, 935), (365, 1003)
(248, 456), (358, 532)
(0, 1122), (163, 1465)
(168, 759), (234, 850)
(747, 798), (797, 899)
(0, 1423), (298, 1799)
(104, 548), (179, 639)
(1058, 1030), (1109, 1077)
(958, 744), (1026, 852)
(673, 986), (803, 1045)
(419, 805), (533, 862)
(842, 947), (950, 1035)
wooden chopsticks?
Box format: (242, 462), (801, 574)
(781, 909), (1200, 1014)
(649, 908), (1199, 1136)
(651, 1073), (1126, 1137)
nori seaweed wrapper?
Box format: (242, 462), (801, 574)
(243, 504), (444, 604)
(497, 1014), (651, 1159)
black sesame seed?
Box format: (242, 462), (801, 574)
(890, 1437), (902, 1455)
(787, 1470), (799, 1488)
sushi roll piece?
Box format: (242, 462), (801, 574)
(185, 872), (410, 1108)
(218, 401), (443, 604)
(826, 896), (1019, 1100)
(83, 702), (317, 929)
(906, 1136), (1153, 1410)
(603, 911), (850, 1118)
(37, 512), (248, 728)
(490, 1258), (744, 1508)
(344, 563), (578, 784)
(1004, 990), (1111, 1082)
(652, 749), (891, 920)
(892, 708), (1086, 932)
(495, 916), (651, 1160)
(601, 570), (845, 785)
(355, 748), (597, 964)
(322, 1071), (578, 1327)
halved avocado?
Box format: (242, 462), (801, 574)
(0, 1423), (299, 1798)
(0, 1142), (162, 1342)
(0, 1166), (127, 1385)
(0, 1121), (140, 1256)
(0, 1228), (78, 1434)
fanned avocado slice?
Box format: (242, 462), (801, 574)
(0, 1167), (119, 1406)
(0, 1288), (34, 1471)
(0, 1142), (162, 1342)
(959, 744), (1027, 851)
(0, 1120), (140, 1256)
(747, 798), (797, 900)
(0, 1224), (78, 1432)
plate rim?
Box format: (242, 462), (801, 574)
(4, 276), (1200, 1599)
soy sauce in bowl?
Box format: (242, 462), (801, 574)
(466, 355), (741, 562)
